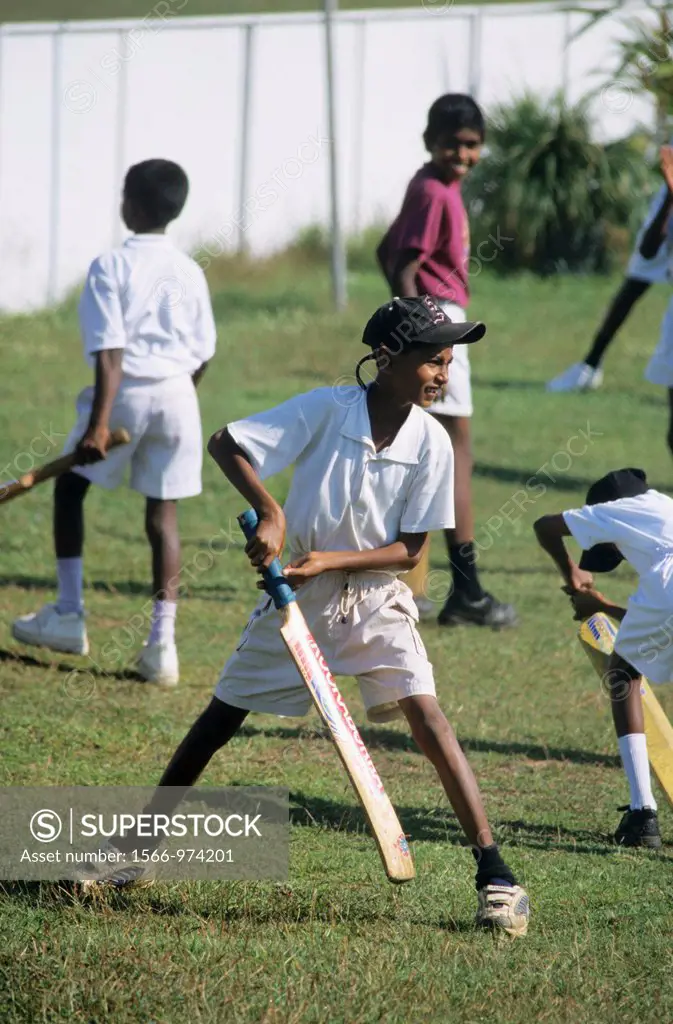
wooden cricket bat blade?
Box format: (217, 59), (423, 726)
(578, 612), (673, 810)
(0, 428), (131, 506)
(280, 603), (415, 883)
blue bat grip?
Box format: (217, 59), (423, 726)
(238, 509), (296, 609)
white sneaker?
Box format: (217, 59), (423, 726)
(546, 362), (603, 392)
(136, 642), (179, 687)
(476, 883), (530, 937)
(12, 602), (88, 656)
(75, 839), (156, 892)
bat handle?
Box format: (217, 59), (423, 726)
(238, 509), (296, 609)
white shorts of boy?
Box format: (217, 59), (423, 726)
(428, 301), (472, 418)
(645, 297), (673, 388)
(64, 373), (202, 500)
(615, 557), (673, 684)
(215, 571), (437, 723)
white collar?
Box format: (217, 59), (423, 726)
(123, 234), (174, 246)
(339, 388), (421, 464)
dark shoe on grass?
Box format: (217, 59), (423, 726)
(438, 590), (518, 629)
(614, 806), (662, 849)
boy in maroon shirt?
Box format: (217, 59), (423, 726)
(377, 93), (516, 629)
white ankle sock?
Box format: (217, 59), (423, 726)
(618, 733), (657, 810)
(56, 558), (84, 615)
(148, 600), (177, 646)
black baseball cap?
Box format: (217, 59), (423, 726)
(362, 296), (486, 353)
(578, 468), (649, 573)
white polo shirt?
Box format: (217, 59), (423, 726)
(227, 385), (455, 567)
(78, 234), (217, 380)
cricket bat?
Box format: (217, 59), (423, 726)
(238, 509), (415, 883)
(0, 428), (131, 506)
(578, 612), (673, 809)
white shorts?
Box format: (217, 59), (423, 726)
(429, 302), (472, 418)
(215, 571), (436, 723)
(616, 558), (673, 684)
(645, 298), (673, 388)
(65, 374), (203, 500)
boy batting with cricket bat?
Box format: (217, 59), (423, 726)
(534, 468), (673, 847)
(81, 296), (530, 936)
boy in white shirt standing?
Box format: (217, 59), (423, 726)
(12, 159), (217, 687)
(534, 468), (673, 848)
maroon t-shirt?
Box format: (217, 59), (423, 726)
(378, 164), (470, 308)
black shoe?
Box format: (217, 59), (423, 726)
(613, 806), (662, 849)
(438, 590), (518, 629)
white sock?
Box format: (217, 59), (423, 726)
(56, 558), (84, 615)
(618, 733), (657, 810)
(148, 600), (177, 646)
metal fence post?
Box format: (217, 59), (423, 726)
(237, 22), (255, 255)
(324, 0), (347, 311)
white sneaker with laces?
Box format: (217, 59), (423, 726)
(475, 883), (530, 937)
(136, 642), (179, 687)
(546, 362), (603, 393)
(12, 603), (88, 655)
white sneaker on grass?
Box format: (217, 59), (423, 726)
(12, 603), (88, 656)
(135, 642), (179, 687)
(75, 840), (157, 892)
(475, 883), (530, 938)
(546, 362), (603, 393)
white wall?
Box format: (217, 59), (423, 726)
(0, 2), (659, 312)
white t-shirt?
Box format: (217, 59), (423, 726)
(78, 234), (217, 380)
(564, 490), (673, 682)
(627, 185), (673, 284)
(227, 385), (455, 566)
(563, 490), (673, 577)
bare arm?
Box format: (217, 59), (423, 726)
(640, 193), (673, 258)
(640, 145), (673, 258)
(283, 534), (427, 588)
(533, 514), (594, 591)
(192, 361), (209, 389)
(207, 427), (285, 570)
(390, 249), (422, 297)
(76, 349), (124, 462)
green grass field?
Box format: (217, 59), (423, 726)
(2, 253), (673, 1022)
(3, 0), (531, 25)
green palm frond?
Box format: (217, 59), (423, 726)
(464, 92), (657, 275)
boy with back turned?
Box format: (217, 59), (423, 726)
(12, 159), (217, 686)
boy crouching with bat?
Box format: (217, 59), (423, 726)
(84, 297), (529, 936)
(535, 468), (673, 848)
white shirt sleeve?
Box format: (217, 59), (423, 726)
(563, 503), (617, 551)
(227, 391), (326, 481)
(78, 256), (126, 357)
(193, 268), (217, 364)
(400, 431), (455, 533)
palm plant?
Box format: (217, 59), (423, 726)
(575, 0), (673, 141)
(464, 92), (657, 275)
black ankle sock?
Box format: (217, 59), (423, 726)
(584, 351), (602, 370)
(449, 542), (484, 602)
(472, 844), (517, 890)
